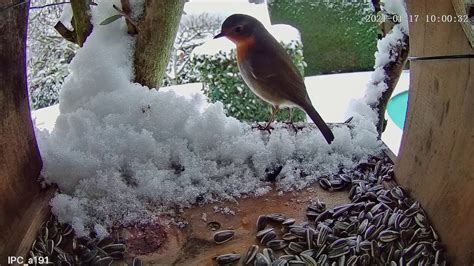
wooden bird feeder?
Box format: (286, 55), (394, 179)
(0, 0), (473, 265)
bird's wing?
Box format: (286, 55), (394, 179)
(246, 37), (311, 108)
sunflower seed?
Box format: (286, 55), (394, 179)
(378, 194), (393, 204)
(263, 248), (275, 262)
(333, 204), (353, 217)
(317, 224), (330, 246)
(358, 219), (369, 235)
(81, 248), (98, 263)
(278, 255), (296, 261)
(404, 204), (420, 217)
(331, 179), (348, 190)
(414, 213), (427, 228)
(46, 239), (54, 255)
(379, 230), (399, 242)
(61, 224), (73, 236)
(254, 253), (271, 266)
(91, 256), (113, 266)
(282, 218), (296, 226)
(215, 253), (240, 265)
(243, 245), (259, 264)
(317, 254), (328, 264)
(314, 210), (331, 223)
(282, 233), (298, 241)
(260, 230), (277, 245)
(257, 228), (274, 239)
(364, 224), (376, 240)
(390, 187), (404, 200)
(266, 240), (286, 250)
(306, 211), (319, 220)
(299, 254), (317, 266)
(267, 213), (287, 223)
(132, 257), (143, 266)
(287, 260), (305, 266)
(213, 230), (235, 244)
(257, 215), (268, 231)
(359, 240), (371, 251)
(306, 228), (315, 249)
(97, 237), (114, 248)
(271, 259), (287, 266)
(300, 249), (316, 257)
(101, 243), (126, 253)
(327, 246), (349, 258)
(289, 227), (306, 237)
(318, 178), (331, 190)
(107, 251), (124, 259)
(347, 255), (358, 266)
(288, 242), (305, 254)
(330, 238), (349, 250)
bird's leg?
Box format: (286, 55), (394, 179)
(255, 106), (279, 133)
(267, 106), (280, 127)
(284, 107), (299, 132)
(288, 107), (294, 123)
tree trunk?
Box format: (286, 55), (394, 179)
(0, 0), (43, 260)
(70, 0), (93, 46)
(134, 0), (185, 88)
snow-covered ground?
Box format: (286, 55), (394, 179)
(33, 72), (407, 155)
(30, 0), (408, 237)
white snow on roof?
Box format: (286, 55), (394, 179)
(192, 24), (301, 56)
(184, 0), (271, 25)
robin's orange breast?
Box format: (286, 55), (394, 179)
(235, 36), (256, 64)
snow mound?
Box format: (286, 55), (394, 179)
(37, 0), (381, 236)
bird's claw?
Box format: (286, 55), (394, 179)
(284, 121), (302, 133)
(252, 122), (273, 134)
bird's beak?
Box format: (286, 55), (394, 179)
(214, 32), (225, 39)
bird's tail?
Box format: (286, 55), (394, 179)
(303, 104), (334, 144)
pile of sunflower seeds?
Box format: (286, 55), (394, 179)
(213, 156), (447, 265)
(28, 215), (142, 266)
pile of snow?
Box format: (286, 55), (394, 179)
(37, 0), (382, 237)
(383, 0), (409, 34)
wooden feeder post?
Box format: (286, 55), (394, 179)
(0, 1), (51, 262)
(396, 0), (474, 264)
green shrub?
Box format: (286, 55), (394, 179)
(193, 40), (307, 122)
(268, 0), (378, 75)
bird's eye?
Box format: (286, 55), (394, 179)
(235, 26), (243, 33)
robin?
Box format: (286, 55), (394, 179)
(214, 14), (334, 144)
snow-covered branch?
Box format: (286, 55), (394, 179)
(350, 0), (409, 136)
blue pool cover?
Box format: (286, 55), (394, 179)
(387, 90), (408, 129)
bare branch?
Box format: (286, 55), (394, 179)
(54, 21), (77, 43)
(70, 0), (92, 46)
(30, 1), (70, 10)
(119, 0), (138, 35)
